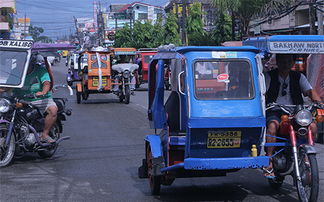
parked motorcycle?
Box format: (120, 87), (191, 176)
(112, 63), (138, 104)
(0, 85), (72, 167)
(265, 102), (324, 202)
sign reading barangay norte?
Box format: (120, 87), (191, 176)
(0, 40), (33, 49)
(269, 41), (324, 54)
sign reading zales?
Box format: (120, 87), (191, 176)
(0, 40), (33, 49)
(269, 41), (324, 53)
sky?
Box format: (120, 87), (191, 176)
(16, 0), (169, 39)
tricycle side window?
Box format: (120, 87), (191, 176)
(0, 50), (28, 86)
(194, 60), (254, 100)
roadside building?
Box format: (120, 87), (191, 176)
(106, 2), (164, 31)
(12, 17), (30, 39)
(0, 0), (16, 39)
(250, 3), (324, 35)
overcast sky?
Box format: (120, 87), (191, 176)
(16, 0), (168, 39)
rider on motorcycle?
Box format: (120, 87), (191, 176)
(264, 54), (322, 178)
(0, 54), (58, 143)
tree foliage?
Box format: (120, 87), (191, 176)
(186, 2), (207, 46)
(163, 12), (181, 46)
(115, 12), (181, 48)
(211, 13), (232, 45)
(29, 25), (52, 42)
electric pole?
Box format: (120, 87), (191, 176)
(309, 0), (317, 34)
(317, 0), (323, 35)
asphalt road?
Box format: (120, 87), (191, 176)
(0, 60), (323, 202)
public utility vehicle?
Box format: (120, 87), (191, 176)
(110, 47), (138, 104)
(0, 40), (72, 166)
(244, 35), (324, 202)
(75, 47), (112, 104)
(135, 48), (157, 88)
(138, 45), (270, 195)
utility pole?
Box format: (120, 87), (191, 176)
(24, 13), (26, 39)
(181, 0), (188, 46)
(309, 0), (317, 34)
(317, 0), (323, 35)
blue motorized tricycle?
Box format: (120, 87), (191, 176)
(138, 45), (270, 195)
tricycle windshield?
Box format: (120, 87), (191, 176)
(0, 50), (28, 87)
(144, 55), (154, 64)
(194, 60), (254, 100)
(90, 54), (108, 68)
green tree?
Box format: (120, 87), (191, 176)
(186, 2), (207, 46)
(211, 13), (232, 45)
(151, 17), (165, 47)
(114, 24), (132, 47)
(131, 20), (154, 49)
(29, 25), (44, 41)
(163, 12), (181, 46)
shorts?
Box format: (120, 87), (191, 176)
(266, 109), (283, 126)
(30, 98), (57, 115)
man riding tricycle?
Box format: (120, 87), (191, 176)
(138, 45), (270, 195)
(110, 47), (138, 104)
(0, 39), (72, 166)
(244, 35), (324, 202)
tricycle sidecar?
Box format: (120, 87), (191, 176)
(75, 47), (112, 104)
(138, 45), (270, 195)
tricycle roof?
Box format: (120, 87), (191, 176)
(243, 35), (324, 54)
(0, 40), (33, 88)
(153, 46), (260, 60)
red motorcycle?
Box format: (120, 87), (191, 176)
(265, 103), (324, 202)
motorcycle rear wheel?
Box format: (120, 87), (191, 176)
(296, 148), (319, 202)
(38, 123), (60, 159)
(0, 124), (15, 167)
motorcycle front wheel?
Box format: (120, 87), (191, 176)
(296, 148), (319, 202)
(124, 85), (130, 104)
(0, 124), (15, 167)
(38, 123), (60, 159)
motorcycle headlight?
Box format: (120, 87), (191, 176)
(295, 109), (312, 126)
(123, 70), (130, 79)
(0, 98), (11, 113)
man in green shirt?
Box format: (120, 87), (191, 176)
(15, 54), (58, 143)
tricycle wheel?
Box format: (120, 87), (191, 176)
(124, 85), (130, 104)
(76, 92), (81, 104)
(138, 159), (148, 178)
(147, 146), (161, 195)
(268, 176), (284, 189)
(82, 92), (88, 100)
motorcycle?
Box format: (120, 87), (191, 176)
(265, 102), (324, 202)
(0, 85), (73, 167)
(112, 63), (138, 104)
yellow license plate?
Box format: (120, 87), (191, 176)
(207, 131), (241, 148)
(92, 77), (107, 87)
